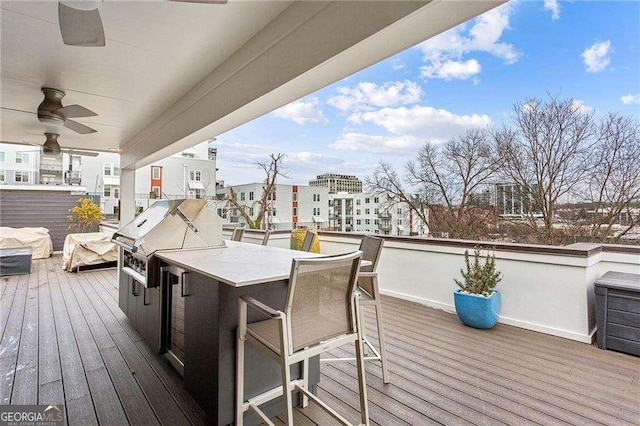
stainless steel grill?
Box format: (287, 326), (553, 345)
(112, 199), (223, 287)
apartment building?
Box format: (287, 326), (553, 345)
(329, 192), (428, 236)
(309, 173), (363, 194)
(216, 183), (330, 230)
(0, 141), (216, 215)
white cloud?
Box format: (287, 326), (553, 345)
(286, 152), (338, 163)
(581, 41), (612, 73)
(571, 100), (594, 114)
(391, 58), (405, 70)
(272, 97), (328, 125)
(348, 106), (492, 140)
(421, 59), (481, 81)
(330, 133), (422, 155)
(544, 0), (560, 20)
(328, 80), (422, 112)
(418, 3), (519, 81)
(621, 93), (640, 104)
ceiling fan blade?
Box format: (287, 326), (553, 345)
(55, 104), (97, 118)
(58, 2), (106, 47)
(64, 119), (97, 134)
(61, 148), (99, 157)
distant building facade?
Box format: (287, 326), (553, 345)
(0, 141), (216, 215)
(215, 183), (330, 230)
(309, 173), (363, 194)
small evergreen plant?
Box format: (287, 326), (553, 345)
(454, 247), (502, 296)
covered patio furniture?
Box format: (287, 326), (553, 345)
(0, 227), (53, 259)
(62, 232), (118, 272)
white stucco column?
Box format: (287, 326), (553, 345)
(120, 167), (136, 226)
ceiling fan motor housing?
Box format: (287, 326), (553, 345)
(37, 87), (66, 126)
(43, 132), (62, 155)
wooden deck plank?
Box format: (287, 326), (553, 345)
(371, 303), (640, 422)
(55, 266), (130, 425)
(10, 261), (39, 405)
(5, 257), (640, 426)
(62, 268), (159, 425)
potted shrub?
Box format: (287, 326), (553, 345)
(453, 247), (502, 329)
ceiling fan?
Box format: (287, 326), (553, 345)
(1, 133), (99, 157)
(38, 87), (98, 135)
(58, 0), (228, 47)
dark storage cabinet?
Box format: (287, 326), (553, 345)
(595, 271), (640, 357)
(0, 247), (32, 276)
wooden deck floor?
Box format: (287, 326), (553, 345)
(1, 256), (639, 425)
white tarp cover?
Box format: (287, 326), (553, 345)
(0, 227), (53, 259)
(63, 232), (118, 272)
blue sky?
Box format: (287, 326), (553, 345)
(213, 0), (640, 186)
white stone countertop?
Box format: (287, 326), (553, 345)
(155, 241), (322, 287)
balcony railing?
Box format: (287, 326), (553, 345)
(260, 231), (640, 343)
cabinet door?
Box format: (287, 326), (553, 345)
(183, 272), (219, 418)
(127, 278), (140, 330)
(142, 286), (161, 352)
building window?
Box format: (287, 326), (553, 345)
(249, 207), (254, 216)
(374, 219), (379, 225)
(293, 207), (298, 216)
(0, 152), (5, 162)
(365, 208), (370, 215)
(0, 170), (5, 182)
(189, 170), (202, 181)
(293, 193), (298, 202)
(240, 192), (246, 201)
(152, 166), (161, 180)
(16, 152), (29, 164)
(114, 165), (120, 177)
(152, 186), (161, 198)
(356, 209), (361, 215)
(249, 192), (254, 201)
(397, 208), (402, 214)
(374, 197), (380, 203)
(313, 194), (321, 202)
(356, 199), (361, 205)
(356, 219), (362, 225)
(14, 171), (29, 183)
(103, 163), (111, 176)
(365, 198), (370, 204)
(397, 219), (402, 225)
(365, 219), (370, 225)
(104, 185), (120, 198)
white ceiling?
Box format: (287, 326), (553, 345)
(1, 0), (504, 169)
(0, 0), (291, 153)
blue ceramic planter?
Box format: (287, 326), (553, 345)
(454, 290), (501, 329)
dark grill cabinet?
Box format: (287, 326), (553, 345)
(595, 271), (640, 356)
(0, 247), (32, 276)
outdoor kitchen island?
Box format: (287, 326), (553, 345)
(154, 241), (321, 426)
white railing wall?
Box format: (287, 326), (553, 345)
(215, 228), (640, 344)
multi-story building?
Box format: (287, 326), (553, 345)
(329, 192), (428, 236)
(0, 140), (216, 215)
(495, 183), (542, 218)
(216, 183), (330, 230)
(309, 173), (363, 194)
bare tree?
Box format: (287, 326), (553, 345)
(583, 113), (640, 242)
(367, 128), (500, 239)
(224, 153), (288, 229)
(493, 95), (597, 244)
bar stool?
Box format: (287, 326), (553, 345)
(322, 235), (390, 383)
(236, 251), (369, 425)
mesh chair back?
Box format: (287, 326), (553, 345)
(300, 230), (316, 252)
(358, 236), (383, 296)
(232, 227), (245, 241)
(285, 251), (362, 352)
(261, 229), (271, 246)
